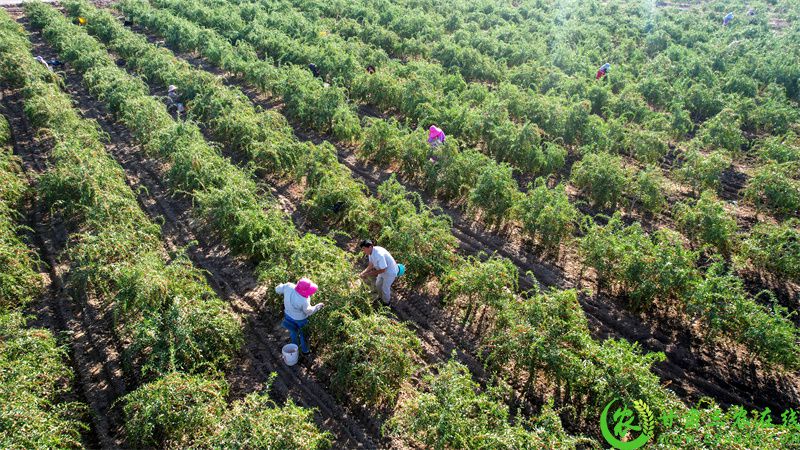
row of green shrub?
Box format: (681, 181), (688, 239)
(17, 5), (330, 447)
(0, 17), (85, 448)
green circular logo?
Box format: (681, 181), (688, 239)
(600, 398), (654, 450)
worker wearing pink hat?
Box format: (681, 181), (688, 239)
(276, 277), (324, 355)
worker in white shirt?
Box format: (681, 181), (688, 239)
(275, 277), (324, 354)
(358, 239), (398, 305)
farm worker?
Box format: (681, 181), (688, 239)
(596, 63), (611, 80)
(427, 125), (446, 147)
(74, 17), (87, 26)
(359, 239), (398, 305)
(34, 56), (51, 72)
(308, 63), (321, 78)
(167, 85), (185, 116)
(366, 64), (376, 74)
(276, 278), (324, 355)
(723, 12), (734, 26)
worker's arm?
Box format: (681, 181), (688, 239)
(359, 261), (375, 277)
(362, 254), (388, 277)
(297, 295), (324, 316)
(275, 283), (292, 295)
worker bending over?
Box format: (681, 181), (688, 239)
(359, 240), (398, 305)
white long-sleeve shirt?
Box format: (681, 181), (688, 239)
(276, 283), (322, 321)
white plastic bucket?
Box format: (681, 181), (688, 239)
(282, 343), (299, 366)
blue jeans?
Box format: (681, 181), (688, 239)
(282, 315), (309, 353)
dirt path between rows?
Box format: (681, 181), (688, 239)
(16, 17), (387, 448)
(119, 23), (800, 416)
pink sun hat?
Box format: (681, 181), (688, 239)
(294, 277), (318, 298)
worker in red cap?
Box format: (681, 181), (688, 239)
(276, 277), (324, 355)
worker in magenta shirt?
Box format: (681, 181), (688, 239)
(428, 125), (446, 147)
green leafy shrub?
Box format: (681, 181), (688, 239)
(688, 262), (799, 368)
(201, 387), (332, 449)
(359, 117), (404, 163)
(374, 177), (458, 283)
(435, 148), (491, 201)
(0, 144), (42, 310)
(756, 132), (800, 164)
(570, 152), (630, 210)
(123, 372), (226, 448)
(696, 108), (744, 152)
(485, 289), (591, 390)
(738, 220), (800, 280)
(329, 314), (420, 408)
(674, 191), (738, 256)
(0, 312), (87, 449)
(301, 143), (374, 234)
(124, 372), (332, 449)
(468, 162), (519, 227)
(743, 163), (800, 217)
(623, 128), (669, 164)
(580, 214), (699, 309)
(386, 359), (577, 449)
(676, 149), (730, 194)
(518, 178), (578, 250)
(632, 165), (667, 214)
(442, 255), (517, 328)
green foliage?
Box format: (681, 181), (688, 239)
(360, 117), (404, 163)
(571, 152), (630, 210)
(674, 191), (738, 256)
(0, 312), (87, 449)
(756, 132), (800, 164)
(485, 289), (591, 387)
(442, 255), (517, 327)
(0, 116), (9, 148)
(623, 128), (669, 164)
(435, 148), (491, 201)
(301, 142), (373, 234)
(123, 372), (227, 448)
(696, 108), (745, 152)
(738, 220), (800, 280)
(123, 372), (331, 449)
(204, 390), (333, 449)
(329, 314), (420, 408)
(374, 177), (458, 283)
(386, 359), (580, 449)
(688, 262), (799, 368)
(518, 178), (578, 250)
(468, 162), (519, 227)
(743, 163), (800, 217)
(17, 65), (242, 379)
(676, 149), (731, 194)
(632, 165), (667, 214)
(580, 214), (699, 309)
(0, 145), (42, 310)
